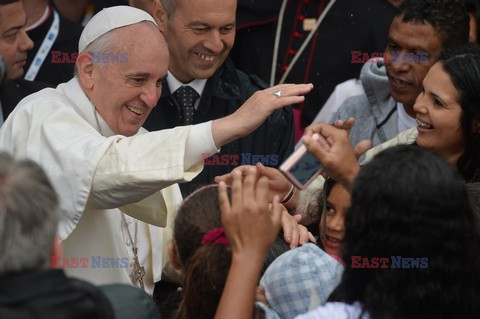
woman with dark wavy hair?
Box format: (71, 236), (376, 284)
(414, 45), (480, 182)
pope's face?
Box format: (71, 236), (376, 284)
(87, 23), (168, 137)
(159, 0), (236, 83)
(0, 1), (34, 80)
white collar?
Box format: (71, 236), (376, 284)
(62, 77), (116, 137)
(25, 5), (50, 31)
(166, 71), (207, 97)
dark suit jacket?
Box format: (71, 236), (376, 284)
(144, 59), (295, 196)
(0, 269), (115, 319)
(0, 79), (52, 122)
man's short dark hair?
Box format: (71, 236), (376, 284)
(397, 0), (470, 48)
(0, 0), (20, 5)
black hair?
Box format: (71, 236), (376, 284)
(317, 177), (339, 243)
(329, 145), (480, 318)
(397, 0), (470, 48)
(173, 186), (231, 319)
(0, 0), (20, 4)
(437, 45), (480, 182)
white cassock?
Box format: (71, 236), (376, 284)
(0, 77), (219, 294)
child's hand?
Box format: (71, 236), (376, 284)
(218, 169), (282, 258)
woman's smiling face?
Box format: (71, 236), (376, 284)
(413, 62), (466, 165)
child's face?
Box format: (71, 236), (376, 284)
(319, 183), (350, 257)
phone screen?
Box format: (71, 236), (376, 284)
(289, 151), (322, 185)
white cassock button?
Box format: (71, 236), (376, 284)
(126, 239), (131, 246)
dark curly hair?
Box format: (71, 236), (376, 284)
(436, 45), (480, 182)
(329, 145), (480, 318)
(398, 0), (469, 48)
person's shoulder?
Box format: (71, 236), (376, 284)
(362, 127), (418, 164)
(66, 277), (116, 318)
(336, 93), (370, 116)
(98, 284), (161, 319)
(5, 81), (75, 122)
(224, 59), (268, 90)
(10, 79), (53, 94)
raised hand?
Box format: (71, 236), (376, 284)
(218, 170), (282, 257)
(302, 123), (365, 190)
(216, 170), (283, 319)
(212, 83), (314, 147)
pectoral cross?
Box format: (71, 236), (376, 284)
(130, 248), (145, 291)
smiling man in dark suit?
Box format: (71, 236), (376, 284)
(140, 0), (295, 196)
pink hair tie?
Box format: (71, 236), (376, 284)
(201, 227), (230, 246)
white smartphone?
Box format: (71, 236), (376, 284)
(279, 133), (329, 190)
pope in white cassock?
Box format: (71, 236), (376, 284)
(0, 6), (312, 294)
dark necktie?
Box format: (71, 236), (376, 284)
(173, 86), (199, 125)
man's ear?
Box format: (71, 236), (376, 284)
(168, 240), (182, 271)
(50, 235), (62, 268)
(152, 0), (168, 33)
(76, 52), (95, 90)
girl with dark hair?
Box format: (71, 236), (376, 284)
(170, 185), (232, 319)
(316, 178), (350, 262)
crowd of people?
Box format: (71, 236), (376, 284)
(0, 0), (479, 318)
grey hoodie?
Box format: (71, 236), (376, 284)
(331, 58), (398, 148)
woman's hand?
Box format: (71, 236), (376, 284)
(302, 122), (369, 190)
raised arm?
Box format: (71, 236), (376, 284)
(215, 170), (282, 319)
(211, 83), (313, 147)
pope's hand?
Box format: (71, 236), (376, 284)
(211, 83), (314, 148)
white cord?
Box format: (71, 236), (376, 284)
(270, 0), (289, 87)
